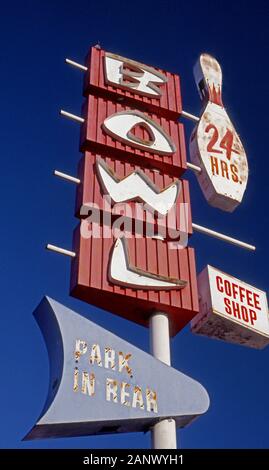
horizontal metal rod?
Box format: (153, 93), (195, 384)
(65, 58), (88, 71)
(60, 109), (85, 123)
(192, 223), (256, 251)
(64, 57), (200, 125)
(181, 110), (199, 123)
(186, 162), (202, 173)
(46, 227), (254, 258)
(54, 170), (80, 184)
(46, 244), (76, 258)
(55, 164), (201, 181)
(50, 168), (254, 251)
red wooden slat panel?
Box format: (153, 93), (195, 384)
(83, 46), (182, 120)
(127, 235), (138, 299)
(178, 247), (192, 311)
(70, 47), (199, 338)
(157, 238), (170, 306)
(145, 235), (159, 304)
(75, 152), (193, 238)
(102, 227), (113, 293)
(71, 223), (199, 336)
(80, 95), (187, 177)
(135, 234), (148, 301)
(167, 238), (180, 308)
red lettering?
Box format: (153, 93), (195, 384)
(218, 277), (261, 327)
(224, 297), (232, 314)
(253, 293), (261, 310)
(232, 283), (239, 300)
(231, 164), (239, 183)
(224, 279), (232, 296)
(241, 306), (249, 323)
(239, 286), (246, 303)
(232, 301), (241, 319)
(219, 128), (240, 160)
(249, 309), (257, 325)
(210, 155), (219, 175)
(246, 289), (254, 307)
(216, 275), (224, 293)
(206, 124), (221, 153)
(220, 160), (229, 179)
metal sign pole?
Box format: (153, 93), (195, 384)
(149, 312), (177, 449)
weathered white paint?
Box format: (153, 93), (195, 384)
(190, 54), (248, 212)
(102, 111), (176, 155)
(96, 157), (180, 215)
(192, 265), (269, 349)
(104, 52), (167, 97)
(109, 237), (186, 290)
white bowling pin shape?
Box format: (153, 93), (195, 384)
(189, 54), (248, 212)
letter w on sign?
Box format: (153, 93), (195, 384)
(96, 157), (181, 216)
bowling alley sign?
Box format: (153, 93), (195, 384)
(27, 47), (268, 442)
(72, 47), (198, 336)
(190, 54), (248, 212)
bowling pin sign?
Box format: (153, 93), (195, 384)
(189, 54), (248, 212)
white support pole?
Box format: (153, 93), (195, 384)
(192, 223), (256, 251)
(181, 110), (199, 123)
(186, 162), (202, 173)
(60, 110), (85, 123)
(53, 170), (80, 184)
(149, 312), (177, 449)
(65, 58), (88, 71)
(46, 244), (76, 258)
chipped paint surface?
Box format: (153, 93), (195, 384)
(192, 265), (269, 349)
(118, 352), (132, 377)
(84, 46), (182, 120)
(104, 52), (167, 98)
(190, 54), (248, 212)
(102, 110), (176, 155)
(104, 379), (156, 412)
(71, 223), (199, 336)
(25, 297), (209, 439)
(73, 367), (79, 392)
(190, 102), (248, 212)
(82, 372), (95, 396)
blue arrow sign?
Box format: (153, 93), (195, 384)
(24, 297), (209, 439)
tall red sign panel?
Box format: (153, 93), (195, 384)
(83, 47), (182, 119)
(70, 46), (199, 336)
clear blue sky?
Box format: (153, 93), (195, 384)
(1, 0), (268, 449)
